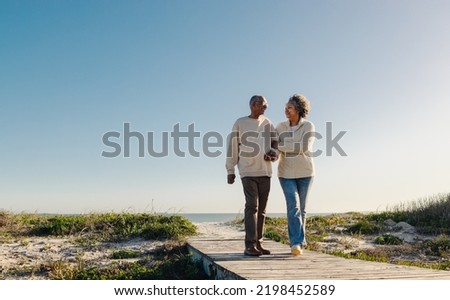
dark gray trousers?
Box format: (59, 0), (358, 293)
(241, 176), (271, 249)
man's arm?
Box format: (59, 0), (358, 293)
(225, 122), (239, 184)
(264, 123), (279, 161)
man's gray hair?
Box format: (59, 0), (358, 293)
(249, 95), (266, 107)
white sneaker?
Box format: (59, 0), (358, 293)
(291, 245), (302, 256)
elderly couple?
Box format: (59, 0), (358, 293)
(226, 94), (315, 257)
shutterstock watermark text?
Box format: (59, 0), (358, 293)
(101, 122), (347, 158)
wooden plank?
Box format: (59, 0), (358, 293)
(187, 231), (450, 280)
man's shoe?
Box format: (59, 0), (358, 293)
(256, 244), (271, 255)
(244, 246), (262, 256)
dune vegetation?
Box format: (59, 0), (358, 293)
(0, 212), (208, 279)
(264, 193), (450, 270)
(1, 193), (449, 279)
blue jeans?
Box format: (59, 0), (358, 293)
(279, 177), (313, 247)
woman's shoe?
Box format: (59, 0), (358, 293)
(291, 245), (303, 256)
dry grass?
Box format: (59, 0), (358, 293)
(264, 193), (450, 271)
(0, 211), (207, 280)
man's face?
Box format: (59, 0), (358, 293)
(253, 99), (268, 116)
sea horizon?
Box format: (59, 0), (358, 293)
(159, 212), (337, 223)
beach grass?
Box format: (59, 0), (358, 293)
(2, 193), (449, 278)
(1, 212), (196, 241)
(264, 193), (450, 270)
(367, 193), (450, 234)
(49, 242), (209, 280)
(0, 211), (208, 280)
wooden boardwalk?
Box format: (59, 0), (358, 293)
(186, 226), (450, 280)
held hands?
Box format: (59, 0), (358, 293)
(228, 148), (277, 185)
(264, 148), (278, 162)
(227, 174), (236, 184)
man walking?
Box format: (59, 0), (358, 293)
(226, 95), (278, 256)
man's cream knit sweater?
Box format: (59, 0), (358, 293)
(226, 116), (277, 178)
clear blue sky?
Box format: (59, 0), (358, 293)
(1, 0), (449, 214)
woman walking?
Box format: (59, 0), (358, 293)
(276, 94), (315, 256)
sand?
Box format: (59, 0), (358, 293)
(0, 221), (441, 279)
(0, 222), (239, 280)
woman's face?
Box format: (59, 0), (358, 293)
(285, 103), (299, 120)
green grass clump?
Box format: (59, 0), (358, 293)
(140, 216), (196, 240)
(395, 260), (450, 270)
(421, 235), (450, 258)
(111, 250), (142, 259)
(264, 227), (287, 244)
(264, 217), (288, 243)
(326, 250), (389, 263)
(374, 234), (403, 245)
(5, 213), (197, 242)
(346, 221), (381, 235)
(28, 215), (87, 236)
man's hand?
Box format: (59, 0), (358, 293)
(227, 174), (236, 184)
(264, 149), (278, 161)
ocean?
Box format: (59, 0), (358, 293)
(177, 213), (288, 223)
(168, 213), (286, 223)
